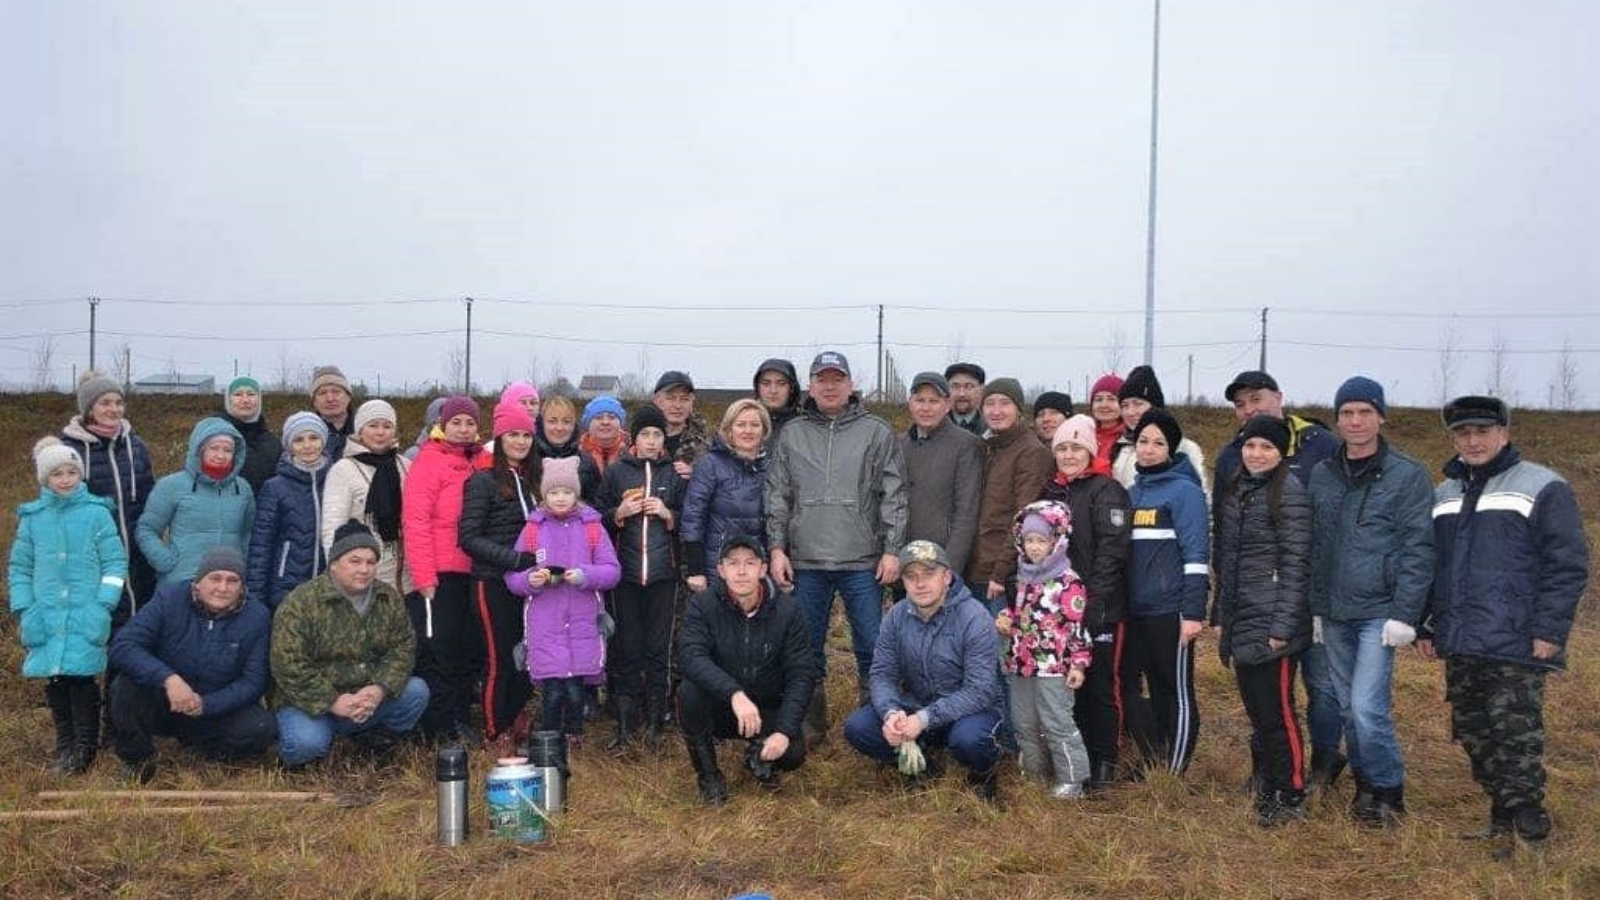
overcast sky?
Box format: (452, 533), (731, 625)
(4, 1), (1595, 408)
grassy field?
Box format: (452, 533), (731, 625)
(1, 391), (1596, 900)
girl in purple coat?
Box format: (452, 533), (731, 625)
(506, 457), (621, 748)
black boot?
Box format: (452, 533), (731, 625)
(744, 740), (780, 791)
(1510, 805), (1552, 844)
(1361, 783), (1406, 828)
(44, 679), (75, 774)
(802, 683), (828, 746)
(1460, 803), (1513, 841)
(643, 695), (665, 755)
(606, 697), (637, 756)
(684, 732), (727, 806)
(966, 766), (1000, 806)
(1257, 789), (1308, 828)
(1308, 749), (1347, 791)
(1088, 759), (1117, 795)
(1350, 774), (1377, 822)
(65, 678), (101, 775)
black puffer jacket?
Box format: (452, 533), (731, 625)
(1041, 470), (1132, 635)
(596, 452), (685, 586)
(220, 410), (282, 497)
(1213, 467), (1312, 666)
(534, 431), (601, 503)
(458, 467), (537, 580)
(677, 580), (815, 739)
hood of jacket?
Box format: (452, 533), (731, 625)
(1011, 499), (1073, 585)
(752, 358), (802, 413)
(184, 417), (247, 483)
(1137, 451), (1202, 489)
(62, 414), (135, 446)
(273, 453), (327, 485)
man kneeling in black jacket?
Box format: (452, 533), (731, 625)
(677, 536), (816, 806)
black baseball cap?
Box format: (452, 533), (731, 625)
(1225, 370), (1279, 402)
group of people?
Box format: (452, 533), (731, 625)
(7, 352), (1588, 849)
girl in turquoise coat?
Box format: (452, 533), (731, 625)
(8, 439), (128, 774)
(135, 417), (255, 586)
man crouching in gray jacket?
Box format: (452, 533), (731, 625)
(766, 351), (907, 743)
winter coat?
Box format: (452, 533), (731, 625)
(1425, 446), (1590, 670)
(8, 484), (127, 677)
(1127, 454), (1210, 621)
(269, 572), (415, 715)
(868, 578), (1002, 729)
(506, 505), (622, 681)
(1211, 412), (1336, 500)
(947, 411), (986, 438)
(1308, 439), (1435, 624)
(970, 422), (1054, 588)
(1041, 470), (1132, 634)
(597, 452), (685, 586)
(765, 396), (907, 571)
(677, 580), (815, 738)
(457, 467), (537, 580)
(1114, 433), (1211, 507)
(219, 409), (282, 497)
(1003, 501), (1093, 677)
(135, 417), (255, 586)
(666, 413), (712, 468)
(402, 439), (482, 591)
(899, 421), (985, 578)
(680, 437), (767, 577)
(320, 439), (412, 589)
(60, 415), (155, 612)
(109, 580), (271, 717)
(1213, 468), (1312, 666)
(321, 414), (354, 463)
(533, 431), (601, 502)
(246, 457), (329, 611)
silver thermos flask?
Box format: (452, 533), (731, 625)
(436, 745), (469, 845)
(524, 730), (566, 816)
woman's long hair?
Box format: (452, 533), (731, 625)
(494, 431), (542, 505)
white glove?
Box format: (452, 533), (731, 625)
(1381, 619), (1416, 648)
(1312, 616), (1323, 645)
(897, 740), (927, 776)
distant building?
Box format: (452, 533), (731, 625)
(578, 375), (621, 399)
(135, 372), (216, 395)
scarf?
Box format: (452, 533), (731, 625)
(85, 418), (122, 440)
(201, 460), (233, 482)
(354, 449), (403, 541)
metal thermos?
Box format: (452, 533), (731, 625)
(524, 730), (567, 815)
(436, 745), (469, 846)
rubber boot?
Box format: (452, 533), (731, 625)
(1308, 748), (1348, 791)
(605, 697), (637, 756)
(643, 694), (665, 755)
(801, 682), (828, 746)
(66, 678), (101, 775)
(1363, 783), (1407, 829)
(685, 732), (727, 806)
(1350, 774), (1377, 822)
(966, 766), (1000, 806)
(1088, 759), (1118, 795)
(44, 679), (76, 774)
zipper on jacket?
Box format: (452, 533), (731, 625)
(640, 460), (652, 583)
(278, 541), (292, 579)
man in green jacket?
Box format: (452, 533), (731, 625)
(271, 521), (427, 767)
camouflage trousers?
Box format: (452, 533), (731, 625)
(1445, 656), (1547, 812)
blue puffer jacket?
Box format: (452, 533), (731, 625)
(7, 484), (128, 677)
(110, 580), (272, 716)
(1425, 446), (1590, 670)
(246, 456), (329, 611)
(135, 417), (256, 586)
(1127, 454), (1211, 621)
(868, 579), (1002, 730)
(680, 437), (768, 576)
(1308, 439), (1435, 624)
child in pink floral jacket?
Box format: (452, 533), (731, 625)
(996, 499), (1093, 798)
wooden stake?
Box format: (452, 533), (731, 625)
(37, 789), (335, 803)
(2, 804), (275, 822)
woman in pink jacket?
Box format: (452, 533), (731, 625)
(506, 457), (621, 749)
(402, 395), (484, 743)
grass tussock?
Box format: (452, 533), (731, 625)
(1, 392), (1598, 899)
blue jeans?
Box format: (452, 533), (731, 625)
(276, 677), (429, 766)
(1320, 618), (1403, 789)
(1300, 642), (1344, 755)
(843, 704), (1002, 775)
(793, 569), (885, 689)
(541, 676), (587, 736)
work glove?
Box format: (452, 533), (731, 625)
(897, 740), (927, 777)
(1381, 619), (1417, 648)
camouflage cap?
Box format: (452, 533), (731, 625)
(897, 540), (951, 572)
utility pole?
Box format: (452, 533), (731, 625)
(1141, 0), (1163, 366)
(88, 297), (100, 371)
(876, 304), (885, 401)
(1186, 354), (1194, 405)
(1259, 307), (1269, 371)
(464, 297), (474, 395)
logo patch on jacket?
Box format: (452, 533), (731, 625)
(1108, 509), (1125, 528)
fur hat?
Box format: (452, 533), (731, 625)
(1118, 365), (1166, 407)
(281, 410), (329, 446)
(1090, 372), (1124, 399)
(1333, 376), (1386, 418)
(492, 399), (535, 438)
(33, 437), (83, 485)
(1442, 395), (1508, 429)
(1051, 414), (1098, 452)
(1133, 407), (1183, 456)
(329, 520), (382, 562)
(76, 371), (124, 420)
(195, 546), (246, 581)
(353, 399), (398, 434)
(1238, 415), (1290, 456)
(541, 456), (582, 496)
(981, 377), (1025, 412)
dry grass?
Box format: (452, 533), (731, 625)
(1, 392), (1597, 899)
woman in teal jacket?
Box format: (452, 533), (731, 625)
(8, 438), (128, 773)
(135, 417), (255, 586)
